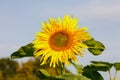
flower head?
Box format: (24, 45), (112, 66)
(33, 15), (91, 67)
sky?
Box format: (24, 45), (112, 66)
(0, 0), (120, 79)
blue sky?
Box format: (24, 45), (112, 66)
(0, 0), (120, 79)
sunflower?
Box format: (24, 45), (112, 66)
(33, 15), (91, 67)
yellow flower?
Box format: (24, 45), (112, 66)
(33, 15), (91, 67)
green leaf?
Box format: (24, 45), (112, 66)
(114, 62), (120, 71)
(60, 73), (90, 80)
(84, 38), (105, 55)
(83, 65), (104, 80)
(38, 69), (65, 80)
(83, 61), (113, 80)
(38, 70), (90, 80)
(11, 43), (34, 59)
(91, 61), (113, 71)
(83, 70), (103, 80)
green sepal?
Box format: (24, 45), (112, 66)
(11, 43), (34, 59)
(83, 38), (105, 55)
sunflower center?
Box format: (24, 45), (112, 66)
(49, 31), (71, 51)
(52, 32), (68, 47)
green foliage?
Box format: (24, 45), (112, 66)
(39, 69), (90, 80)
(70, 61), (103, 80)
(0, 58), (40, 80)
(82, 66), (104, 80)
(60, 73), (90, 80)
(81, 61), (116, 80)
(84, 38), (105, 55)
(11, 43), (34, 59)
(10, 38), (105, 59)
(82, 61), (120, 80)
(0, 58), (18, 78)
(9, 36), (107, 80)
(2, 58), (120, 80)
(91, 61), (113, 71)
(38, 69), (65, 80)
(0, 58), (71, 80)
(114, 62), (120, 71)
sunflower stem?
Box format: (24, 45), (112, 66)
(108, 70), (112, 80)
(113, 70), (118, 80)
